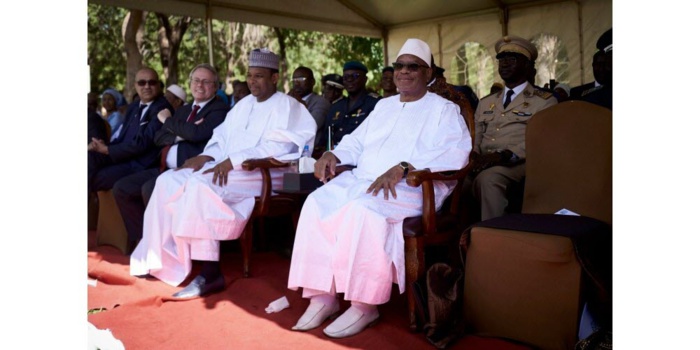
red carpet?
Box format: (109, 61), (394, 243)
(88, 230), (532, 349)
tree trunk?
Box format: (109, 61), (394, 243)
(273, 27), (288, 92)
(156, 13), (191, 87)
(123, 10), (145, 103)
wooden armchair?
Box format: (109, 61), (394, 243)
(239, 158), (297, 277)
(401, 83), (476, 331)
(402, 163), (474, 331)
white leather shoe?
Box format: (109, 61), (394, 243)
(323, 306), (380, 338)
(292, 301), (340, 331)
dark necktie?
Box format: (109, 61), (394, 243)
(503, 89), (514, 109)
(186, 104), (201, 123)
(160, 105), (200, 172)
(113, 103), (147, 142)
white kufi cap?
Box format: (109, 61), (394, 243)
(396, 38), (431, 66)
(166, 84), (187, 102)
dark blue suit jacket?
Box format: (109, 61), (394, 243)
(154, 97), (229, 168)
(108, 95), (173, 169)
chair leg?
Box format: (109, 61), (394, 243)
(404, 236), (425, 332)
(241, 220), (254, 278)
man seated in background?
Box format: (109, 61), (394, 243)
(230, 79), (251, 109)
(291, 66), (331, 150)
(113, 63), (229, 254)
(321, 74), (344, 105)
(88, 67), (173, 194)
(165, 84), (188, 112)
(380, 66), (397, 98)
(462, 35), (558, 221)
(287, 38), (471, 339)
(88, 92), (108, 144)
(130, 49), (316, 299)
(320, 61), (379, 150)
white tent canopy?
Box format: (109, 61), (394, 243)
(90, 0), (611, 88)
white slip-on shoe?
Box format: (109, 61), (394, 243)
(322, 306), (380, 338)
(292, 301), (340, 331)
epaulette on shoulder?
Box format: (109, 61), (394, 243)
(368, 92), (380, 99)
(532, 89), (554, 99)
(481, 91), (499, 100)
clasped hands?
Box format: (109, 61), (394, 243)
(315, 152), (408, 200)
(88, 138), (108, 154)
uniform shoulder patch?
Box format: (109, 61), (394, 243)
(481, 91), (499, 99)
(532, 89), (554, 99)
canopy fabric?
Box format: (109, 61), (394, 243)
(89, 0), (612, 87)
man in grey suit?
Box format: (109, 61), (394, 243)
(292, 66), (331, 150)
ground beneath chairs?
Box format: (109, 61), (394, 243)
(87, 229), (533, 349)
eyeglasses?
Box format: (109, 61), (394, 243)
(191, 78), (216, 86)
(497, 57), (519, 65)
(292, 77), (307, 83)
(343, 73), (362, 81)
(391, 62), (429, 72)
(137, 79), (159, 87)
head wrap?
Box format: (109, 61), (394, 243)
(102, 88), (126, 107)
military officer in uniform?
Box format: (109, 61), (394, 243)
(462, 35), (558, 221)
(320, 61), (379, 150)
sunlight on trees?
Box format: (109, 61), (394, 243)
(87, 3), (383, 101)
(531, 33), (569, 87)
(450, 42), (494, 99)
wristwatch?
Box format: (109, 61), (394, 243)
(399, 161), (410, 178)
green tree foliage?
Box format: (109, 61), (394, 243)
(87, 4), (128, 94)
(88, 3), (384, 98)
(279, 29), (384, 94)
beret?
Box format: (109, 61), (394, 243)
(343, 61), (368, 73)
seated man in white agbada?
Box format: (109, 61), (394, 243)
(287, 38), (472, 338)
(130, 48), (316, 298)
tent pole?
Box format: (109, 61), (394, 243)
(207, 1), (214, 66)
(382, 28), (389, 66)
(438, 23), (443, 68)
(499, 6), (509, 36)
(576, 0), (584, 85)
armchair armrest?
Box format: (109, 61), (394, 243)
(241, 157), (291, 215)
(404, 163), (474, 236)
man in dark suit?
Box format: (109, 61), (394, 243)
(88, 67), (173, 194)
(291, 66), (331, 150)
(112, 64), (229, 251)
(581, 28), (612, 110)
(88, 108), (108, 144)
(570, 50), (607, 100)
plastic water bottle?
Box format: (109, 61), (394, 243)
(301, 145), (311, 158)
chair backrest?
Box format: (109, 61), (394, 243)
(522, 101), (612, 225)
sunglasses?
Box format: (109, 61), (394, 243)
(137, 79), (159, 87)
(391, 62), (429, 72)
(343, 73), (363, 81)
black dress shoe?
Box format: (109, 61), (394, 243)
(172, 275), (225, 299)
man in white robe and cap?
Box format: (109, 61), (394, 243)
(287, 38), (471, 338)
(130, 48), (316, 298)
